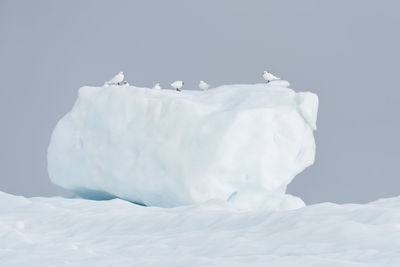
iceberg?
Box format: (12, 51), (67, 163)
(47, 82), (318, 210)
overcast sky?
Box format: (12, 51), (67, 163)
(0, 0), (399, 204)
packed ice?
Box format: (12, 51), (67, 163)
(47, 82), (318, 210)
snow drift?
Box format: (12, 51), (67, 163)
(47, 82), (318, 210)
(1, 191), (400, 266)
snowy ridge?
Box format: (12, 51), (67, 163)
(1, 191), (400, 266)
(48, 83), (318, 210)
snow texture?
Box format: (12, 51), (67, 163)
(1, 191), (399, 266)
(48, 83), (318, 210)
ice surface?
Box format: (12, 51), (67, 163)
(268, 79), (290, 87)
(48, 83), (318, 210)
(1, 191), (400, 266)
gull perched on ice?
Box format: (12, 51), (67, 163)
(152, 83), (161, 90)
(171, 81), (184, 91)
(263, 71), (280, 83)
(105, 71), (124, 86)
(199, 80), (209, 91)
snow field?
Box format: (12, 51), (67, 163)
(1, 191), (399, 266)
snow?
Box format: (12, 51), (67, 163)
(47, 83), (318, 210)
(1, 191), (400, 266)
(268, 79), (290, 87)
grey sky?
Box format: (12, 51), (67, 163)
(0, 0), (399, 204)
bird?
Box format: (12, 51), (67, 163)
(199, 80), (209, 91)
(170, 80), (184, 91)
(105, 71), (124, 85)
(263, 71), (280, 83)
(122, 81), (129, 86)
(152, 83), (161, 90)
